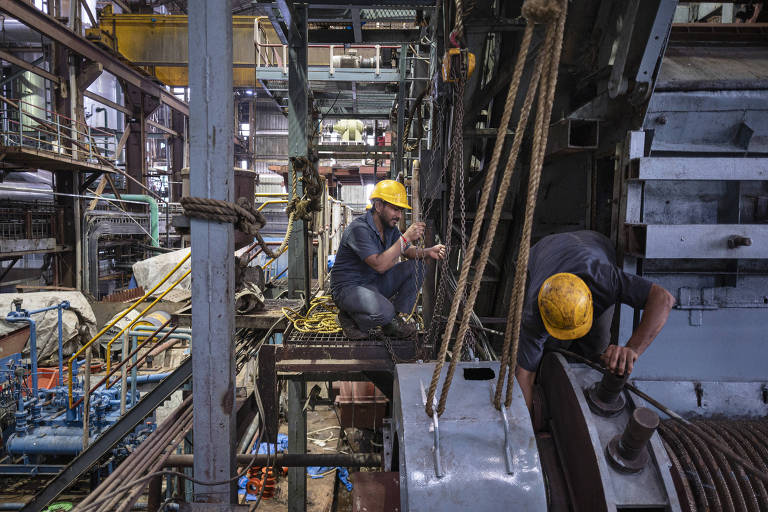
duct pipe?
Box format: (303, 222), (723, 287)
(102, 194), (159, 246)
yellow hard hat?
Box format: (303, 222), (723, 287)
(538, 273), (593, 340)
(370, 180), (411, 210)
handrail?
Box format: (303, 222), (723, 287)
(104, 268), (192, 384)
(256, 199), (289, 211)
(67, 251), (191, 408)
(71, 320), (174, 409)
(0, 97), (118, 163)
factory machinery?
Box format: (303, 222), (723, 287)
(0, 297), (182, 476)
(1, 0), (766, 510)
(389, 0), (768, 509)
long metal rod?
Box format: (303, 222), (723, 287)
(164, 453), (382, 467)
(554, 349), (768, 486)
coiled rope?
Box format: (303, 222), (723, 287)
(426, 0), (567, 417)
(282, 296), (341, 333)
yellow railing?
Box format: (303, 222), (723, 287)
(256, 199), (289, 211)
(103, 268), (192, 386)
(67, 252), (191, 408)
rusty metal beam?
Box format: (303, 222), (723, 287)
(0, 0), (188, 116)
(0, 49), (60, 83)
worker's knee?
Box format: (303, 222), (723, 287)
(363, 300), (396, 326)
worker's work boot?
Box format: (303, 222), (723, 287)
(337, 311), (367, 340)
(381, 315), (417, 339)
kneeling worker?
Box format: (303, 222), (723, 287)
(331, 180), (446, 339)
(516, 230), (676, 409)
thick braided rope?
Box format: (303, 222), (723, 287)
(181, 196), (267, 235)
(454, 0), (465, 42)
(500, 0), (568, 409)
(435, 30), (545, 417)
(425, 21), (536, 418)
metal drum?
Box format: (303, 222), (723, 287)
(392, 361), (547, 512)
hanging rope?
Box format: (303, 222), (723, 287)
(286, 156), (323, 221)
(497, 0), (567, 410)
(426, 0), (567, 418)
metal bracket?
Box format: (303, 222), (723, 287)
(499, 404), (515, 475)
(420, 379), (443, 478)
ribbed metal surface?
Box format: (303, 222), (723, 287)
(659, 419), (768, 512)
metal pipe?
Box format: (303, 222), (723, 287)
(5, 300), (70, 398)
(69, 251), (191, 408)
(102, 194), (159, 247)
(164, 452), (381, 467)
(72, 321), (174, 409)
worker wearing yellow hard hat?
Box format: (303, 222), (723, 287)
(515, 231), (675, 410)
(330, 180), (446, 340)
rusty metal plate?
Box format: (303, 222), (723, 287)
(351, 471), (401, 512)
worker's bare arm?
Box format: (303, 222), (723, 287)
(364, 242), (403, 274)
(403, 244), (446, 260)
(516, 366), (537, 412)
(602, 284), (675, 376)
(363, 222), (429, 273)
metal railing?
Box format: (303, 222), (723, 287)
(0, 201), (57, 240)
(254, 18), (398, 77)
(67, 251), (191, 408)
(0, 98), (119, 166)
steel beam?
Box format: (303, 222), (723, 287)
(394, 44), (407, 178)
(19, 358), (192, 512)
(0, 0), (188, 116)
(253, 67), (399, 82)
(0, 49), (59, 83)
(83, 90), (131, 115)
(288, 379), (307, 512)
(189, 0), (237, 504)
(287, 4), (309, 302)
(625, 224), (768, 259)
(630, 157), (768, 181)
(351, 8), (362, 43)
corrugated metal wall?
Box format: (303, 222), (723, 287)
(253, 99), (288, 169)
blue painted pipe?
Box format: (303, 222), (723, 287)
(5, 300), (70, 398)
(5, 425), (84, 456)
(128, 372), (170, 384)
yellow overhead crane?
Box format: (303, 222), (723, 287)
(86, 6), (378, 87)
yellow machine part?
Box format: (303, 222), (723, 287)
(90, 9), (376, 87)
(441, 48), (476, 83)
(133, 310), (171, 341)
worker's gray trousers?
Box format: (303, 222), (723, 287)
(544, 305), (615, 362)
(332, 260), (425, 331)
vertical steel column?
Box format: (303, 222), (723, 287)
(188, 0), (236, 503)
(287, 378), (307, 512)
(394, 44), (407, 178)
(287, 4), (309, 301)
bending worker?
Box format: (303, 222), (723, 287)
(331, 180), (446, 340)
(515, 230), (676, 408)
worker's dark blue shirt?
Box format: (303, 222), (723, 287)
(518, 230), (654, 372)
(330, 211), (403, 292)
